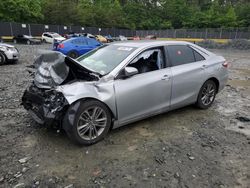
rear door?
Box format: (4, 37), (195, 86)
(114, 47), (172, 125)
(76, 38), (92, 55)
(166, 45), (207, 109)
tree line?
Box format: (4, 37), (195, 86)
(0, 0), (249, 30)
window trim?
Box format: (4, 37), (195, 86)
(115, 46), (167, 79)
(192, 47), (206, 62)
(166, 44), (204, 67)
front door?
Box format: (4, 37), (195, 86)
(114, 47), (172, 125)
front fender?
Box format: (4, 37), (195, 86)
(56, 81), (117, 118)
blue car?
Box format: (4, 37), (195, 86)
(54, 37), (102, 58)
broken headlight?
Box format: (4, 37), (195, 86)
(44, 91), (68, 114)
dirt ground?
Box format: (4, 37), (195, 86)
(0, 44), (249, 188)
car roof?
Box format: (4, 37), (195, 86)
(110, 40), (214, 57)
(111, 40), (191, 48)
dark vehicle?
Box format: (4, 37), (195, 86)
(145, 35), (157, 40)
(105, 35), (114, 42)
(62, 32), (81, 39)
(13, 35), (41, 45)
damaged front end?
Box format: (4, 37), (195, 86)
(22, 50), (99, 126)
(22, 84), (68, 126)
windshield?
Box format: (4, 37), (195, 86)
(76, 45), (136, 75)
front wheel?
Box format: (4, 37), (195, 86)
(0, 52), (6, 65)
(196, 80), (217, 109)
(63, 100), (112, 145)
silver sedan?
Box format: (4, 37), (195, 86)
(22, 41), (228, 145)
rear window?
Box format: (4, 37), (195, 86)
(71, 38), (86, 45)
(167, 45), (195, 66)
(87, 38), (100, 46)
(193, 50), (205, 61)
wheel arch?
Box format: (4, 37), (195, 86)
(206, 77), (220, 93)
(66, 97), (116, 121)
(79, 97), (115, 118)
(62, 97), (116, 132)
(67, 50), (79, 58)
(0, 51), (6, 65)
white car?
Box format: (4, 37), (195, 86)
(42, 32), (65, 43)
(0, 43), (19, 65)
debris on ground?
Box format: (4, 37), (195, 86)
(236, 116), (250, 122)
(0, 45), (249, 187)
(18, 157), (31, 164)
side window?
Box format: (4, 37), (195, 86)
(193, 50), (205, 61)
(129, 48), (164, 74)
(167, 45), (195, 66)
(71, 38), (86, 45)
(87, 38), (100, 46)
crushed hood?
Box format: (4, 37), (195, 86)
(33, 50), (100, 89)
(34, 51), (69, 89)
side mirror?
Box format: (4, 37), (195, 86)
(124, 67), (138, 77)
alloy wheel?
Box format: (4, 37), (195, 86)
(77, 107), (107, 140)
(201, 83), (216, 106)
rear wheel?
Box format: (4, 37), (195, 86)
(196, 80), (217, 109)
(0, 52), (6, 65)
(63, 100), (112, 145)
(67, 51), (79, 59)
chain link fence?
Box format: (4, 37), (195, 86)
(136, 28), (250, 39)
(0, 22), (249, 39)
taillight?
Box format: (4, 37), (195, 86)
(57, 43), (64, 48)
(222, 61), (229, 68)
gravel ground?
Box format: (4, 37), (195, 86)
(0, 44), (250, 188)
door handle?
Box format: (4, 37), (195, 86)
(201, 65), (207, 69)
(161, 75), (170, 80)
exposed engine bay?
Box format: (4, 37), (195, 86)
(22, 51), (101, 126)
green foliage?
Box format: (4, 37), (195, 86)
(0, 0), (43, 23)
(0, 0), (249, 29)
(235, 2), (250, 27)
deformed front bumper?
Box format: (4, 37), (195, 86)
(22, 85), (68, 126)
(4, 48), (19, 61)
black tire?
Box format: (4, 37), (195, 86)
(0, 52), (6, 65)
(63, 100), (112, 145)
(67, 51), (79, 59)
(42, 39), (46, 43)
(196, 80), (217, 109)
